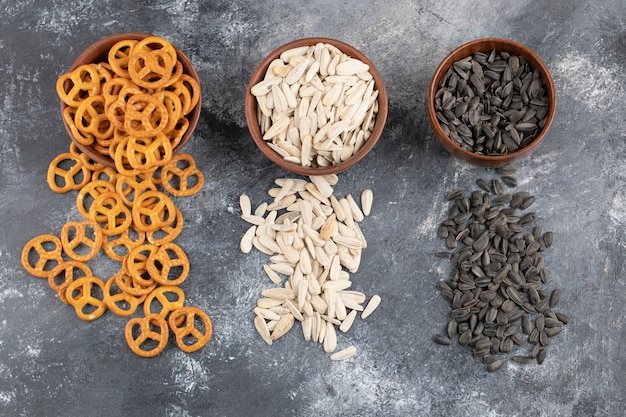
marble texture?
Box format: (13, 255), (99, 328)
(0, 1), (625, 416)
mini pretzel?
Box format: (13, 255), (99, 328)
(125, 133), (173, 172)
(102, 224), (146, 262)
(107, 39), (138, 78)
(146, 207), (183, 246)
(114, 266), (156, 297)
(146, 242), (189, 286)
(123, 93), (169, 137)
(161, 153), (204, 197)
(48, 260), (92, 304)
(132, 190), (176, 232)
(168, 306), (212, 353)
(47, 152), (91, 193)
(88, 191), (132, 236)
(56, 64), (101, 107)
(65, 276), (108, 321)
(125, 313), (169, 358)
(115, 175), (157, 208)
(103, 276), (145, 317)
(76, 179), (116, 221)
(125, 244), (159, 288)
(60, 220), (103, 262)
(166, 74), (200, 115)
(21, 234), (64, 278)
(143, 285), (185, 319)
(63, 106), (95, 146)
(74, 94), (114, 141)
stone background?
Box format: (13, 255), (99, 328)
(0, 1), (624, 416)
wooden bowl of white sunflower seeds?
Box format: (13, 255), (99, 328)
(245, 37), (388, 175)
(428, 38), (556, 168)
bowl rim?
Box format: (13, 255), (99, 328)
(427, 37), (557, 168)
(245, 36), (388, 176)
(59, 31), (202, 168)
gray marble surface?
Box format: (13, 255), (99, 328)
(1, 1), (625, 416)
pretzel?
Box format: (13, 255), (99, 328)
(21, 234), (64, 278)
(146, 242), (189, 286)
(128, 37), (177, 90)
(155, 90), (183, 133)
(103, 276), (145, 317)
(47, 152), (91, 193)
(56, 63), (101, 107)
(161, 153), (204, 197)
(168, 306), (212, 353)
(48, 260), (92, 304)
(74, 94), (114, 141)
(123, 93), (169, 137)
(166, 74), (200, 115)
(132, 190), (176, 232)
(69, 142), (101, 172)
(102, 224), (146, 262)
(125, 133), (173, 172)
(125, 313), (169, 357)
(63, 106), (95, 146)
(76, 179), (116, 221)
(60, 220), (103, 262)
(125, 244), (159, 288)
(142, 285), (185, 319)
(107, 39), (138, 78)
(115, 175), (156, 207)
(65, 276), (108, 321)
(88, 191), (132, 236)
(146, 207), (183, 246)
(114, 266), (156, 297)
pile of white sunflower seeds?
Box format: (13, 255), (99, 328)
(434, 51), (549, 155)
(432, 165), (569, 372)
(251, 42), (380, 167)
(239, 174), (380, 360)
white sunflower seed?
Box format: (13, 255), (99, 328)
(330, 345), (357, 361)
(361, 294), (381, 319)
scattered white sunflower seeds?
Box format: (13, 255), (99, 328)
(241, 176), (378, 360)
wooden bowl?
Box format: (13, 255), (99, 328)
(59, 32), (201, 168)
(245, 37), (388, 176)
(428, 38), (556, 168)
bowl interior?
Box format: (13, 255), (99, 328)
(245, 37), (388, 176)
(60, 32), (201, 168)
(428, 38), (556, 168)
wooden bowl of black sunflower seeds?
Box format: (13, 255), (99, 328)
(428, 38), (556, 168)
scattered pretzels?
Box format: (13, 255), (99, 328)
(22, 35), (209, 358)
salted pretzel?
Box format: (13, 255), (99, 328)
(107, 39), (138, 78)
(125, 313), (169, 357)
(166, 74), (200, 115)
(145, 207), (183, 246)
(65, 276), (108, 321)
(146, 242), (189, 286)
(125, 244), (159, 288)
(103, 276), (145, 317)
(168, 306), (212, 353)
(60, 220), (103, 262)
(124, 133), (173, 172)
(114, 266), (156, 297)
(47, 152), (91, 193)
(132, 190), (176, 232)
(88, 191), (132, 236)
(102, 224), (146, 262)
(123, 93), (169, 137)
(56, 63), (101, 107)
(115, 175), (157, 208)
(48, 260), (92, 304)
(128, 37), (178, 90)
(142, 285), (185, 319)
(76, 179), (116, 221)
(74, 94), (114, 141)
(21, 234), (64, 278)
(161, 153), (204, 197)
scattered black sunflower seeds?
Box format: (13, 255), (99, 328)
(433, 168), (569, 372)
